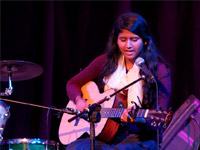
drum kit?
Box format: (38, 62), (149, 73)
(0, 60), (59, 150)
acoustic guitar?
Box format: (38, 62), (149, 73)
(59, 81), (172, 145)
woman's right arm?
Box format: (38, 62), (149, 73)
(66, 54), (106, 111)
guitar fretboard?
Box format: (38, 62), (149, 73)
(101, 108), (124, 118)
(100, 108), (145, 118)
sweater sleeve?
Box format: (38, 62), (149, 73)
(66, 54), (106, 102)
(143, 63), (171, 138)
(157, 63), (172, 110)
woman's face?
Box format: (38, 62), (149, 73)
(117, 29), (144, 63)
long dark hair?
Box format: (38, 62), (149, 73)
(99, 12), (169, 108)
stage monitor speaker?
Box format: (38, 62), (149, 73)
(161, 95), (200, 150)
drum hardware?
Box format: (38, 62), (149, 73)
(0, 60), (44, 144)
(0, 60), (44, 96)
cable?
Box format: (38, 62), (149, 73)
(46, 106), (56, 150)
(154, 80), (160, 150)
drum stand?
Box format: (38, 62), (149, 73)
(0, 67), (13, 97)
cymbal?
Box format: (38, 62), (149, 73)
(0, 60), (43, 81)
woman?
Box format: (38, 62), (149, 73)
(66, 12), (171, 150)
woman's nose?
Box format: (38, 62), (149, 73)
(125, 39), (132, 48)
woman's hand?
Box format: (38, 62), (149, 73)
(75, 96), (88, 112)
(120, 107), (146, 124)
(120, 108), (134, 123)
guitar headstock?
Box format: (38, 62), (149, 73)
(144, 109), (173, 128)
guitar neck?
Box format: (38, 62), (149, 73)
(100, 108), (145, 118)
(100, 108), (167, 122)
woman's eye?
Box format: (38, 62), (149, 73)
(131, 37), (139, 42)
(120, 38), (127, 42)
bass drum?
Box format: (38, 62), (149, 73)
(0, 101), (10, 142)
(0, 138), (59, 150)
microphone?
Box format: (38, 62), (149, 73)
(135, 57), (155, 82)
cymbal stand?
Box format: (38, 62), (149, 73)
(0, 66), (13, 96)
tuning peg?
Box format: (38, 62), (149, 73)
(163, 111), (168, 115)
(151, 121), (157, 127)
(162, 124), (166, 128)
(160, 118), (165, 122)
(150, 116), (154, 120)
(169, 107), (173, 111)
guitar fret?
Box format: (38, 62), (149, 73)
(137, 109), (146, 118)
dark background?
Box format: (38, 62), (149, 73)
(1, 0), (200, 148)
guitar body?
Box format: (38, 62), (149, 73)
(97, 91), (128, 143)
(59, 81), (119, 145)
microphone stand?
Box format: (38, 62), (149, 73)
(68, 77), (145, 150)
